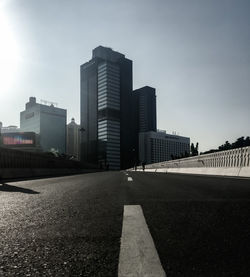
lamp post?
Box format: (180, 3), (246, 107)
(0, 121), (2, 147)
(132, 148), (136, 170)
(79, 126), (85, 163)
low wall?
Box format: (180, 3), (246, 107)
(0, 168), (98, 181)
(141, 167), (250, 177)
(0, 147), (99, 180)
(0, 147), (81, 169)
(134, 146), (250, 178)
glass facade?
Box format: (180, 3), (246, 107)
(80, 46), (134, 169)
(80, 60), (99, 164)
(98, 62), (121, 169)
(133, 86), (156, 133)
(98, 120), (120, 169)
(98, 63), (120, 110)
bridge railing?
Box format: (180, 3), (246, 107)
(143, 146), (250, 169)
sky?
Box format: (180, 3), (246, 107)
(0, 0), (249, 152)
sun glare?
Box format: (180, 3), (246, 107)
(0, 7), (20, 94)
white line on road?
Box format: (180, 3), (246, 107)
(127, 177), (133, 181)
(118, 205), (166, 277)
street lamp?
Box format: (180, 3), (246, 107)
(0, 121), (2, 147)
(79, 126), (86, 163)
(132, 148), (136, 170)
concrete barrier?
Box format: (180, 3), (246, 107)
(164, 167), (241, 177)
(133, 146), (250, 178)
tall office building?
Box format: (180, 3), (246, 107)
(80, 46), (135, 169)
(133, 86), (157, 132)
(20, 97), (66, 153)
(133, 86), (157, 164)
(66, 118), (80, 160)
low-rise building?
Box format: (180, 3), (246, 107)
(1, 131), (41, 152)
(139, 130), (190, 164)
(0, 124), (20, 133)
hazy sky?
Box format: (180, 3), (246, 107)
(0, 0), (249, 152)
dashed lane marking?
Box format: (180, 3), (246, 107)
(118, 205), (166, 277)
(127, 177), (133, 181)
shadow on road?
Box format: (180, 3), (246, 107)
(0, 183), (40, 194)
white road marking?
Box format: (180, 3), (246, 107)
(118, 205), (166, 277)
(127, 177), (133, 181)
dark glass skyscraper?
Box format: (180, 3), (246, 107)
(132, 86), (157, 165)
(133, 86), (157, 133)
(80, 46), (135, 169)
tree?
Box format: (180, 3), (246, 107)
(191, 142), (199, 156)
(202, 136), (250, 155)
(219, 140), (232, 151)
(190, 143), (195, 156)
(195, 142), (199, 155)
(245, 137), (250, 146)
(232, 137), (245, 149)
(224, 140), (231, 150)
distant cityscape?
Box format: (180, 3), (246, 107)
(0, 46), (190, 170)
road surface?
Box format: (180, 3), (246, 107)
(1, 171), (250, 276)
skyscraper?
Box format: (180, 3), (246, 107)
(80, 46), (135, 169)
(133, 86), (157, 132)
(66, 118), (80, 160)
(132, 86), (157, 165)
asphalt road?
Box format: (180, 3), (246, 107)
(1, 171), (250, 276)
